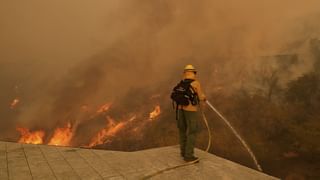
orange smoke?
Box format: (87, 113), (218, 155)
(10, 98), (20, 109)
(149, 105), (161, 120)
(48, 123), (73, 146)
(16, 127), (45, 145)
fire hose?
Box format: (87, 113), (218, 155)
(143, 100), (262, 179)
(142, 102), (211, 180)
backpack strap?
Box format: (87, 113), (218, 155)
(184, 79), (199, 105)
(175, 104), (179, 120)
(190, 85), (199, 105)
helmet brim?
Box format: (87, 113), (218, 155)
(184, 70), (197, 73)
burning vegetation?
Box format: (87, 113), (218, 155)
(16, 127), (45, 145)
(1, 0), (320, 179)
(48, 122), (73, 146)
(88, 115), (136, 147)
(10, 98), (20, 109)
(149, 105), (161, 120)
(15, 102), (162, 148)
(96, 103), (112, 114)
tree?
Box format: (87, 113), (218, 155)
(285, 72), (320, 109)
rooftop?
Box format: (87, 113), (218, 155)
(0, 141), (279, 180)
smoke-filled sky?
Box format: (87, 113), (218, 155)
(1, 0), (320, 64)
(1, 0), (320, 137)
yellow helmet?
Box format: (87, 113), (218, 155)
(184, 64), (197, 72)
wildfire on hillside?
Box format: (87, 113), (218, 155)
(14, 100), (162, 149)
(16, 127), (45, 145)
(97, 103), (112, 114)
(48, 122), (74, 146)
(81, 104), (90, 112)
(88, 115), (136, 147)
(149, 105), (161, 120)
(10, 98), (20, 109)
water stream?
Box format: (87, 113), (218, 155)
(206, 100), (263, 172)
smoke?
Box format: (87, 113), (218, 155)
(1, 0), (320, 143)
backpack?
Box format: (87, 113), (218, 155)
(171, 79), (199, 107)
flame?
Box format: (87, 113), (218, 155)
(149, 105), (161, 120)
(48, 123), (73, 146)
(96, 103), (112, 113)
(16, 127), (45, 144)
(214, 86), (223, 91)
(88, 116), (136, 147)
(10, 98), (20, 109)
(81, 104), (90, 112)
(150, 94), (161, 99)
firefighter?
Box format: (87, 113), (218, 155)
(176, 64), (206, 162)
